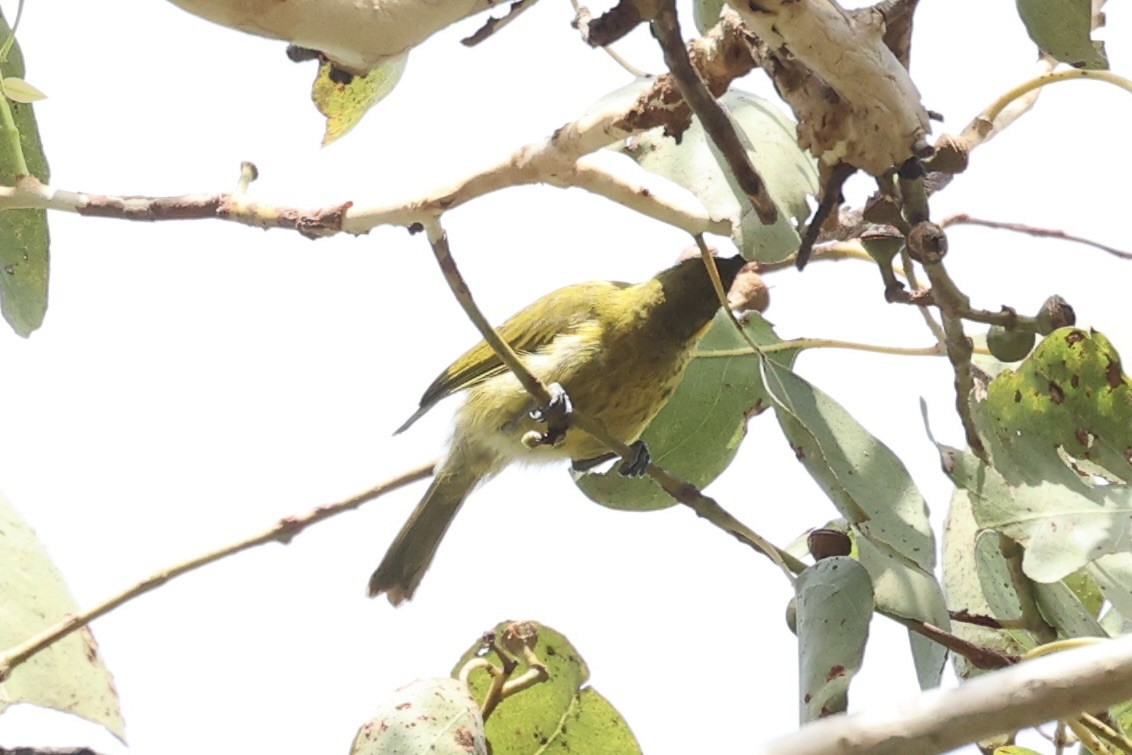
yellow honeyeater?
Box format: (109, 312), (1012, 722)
(369, 254), (746, 604)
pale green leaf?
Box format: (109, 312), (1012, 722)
(1033, 579), (1106, 639)
(575, 310), (796, 511)
(942, 491), (1035, 680)
(350, 677), (486, 755)
(855, 531), (949, 689)
(796, 557), (873, 722)
(946, 444), (1132, 584)
(0, 492), (125, 740)
(1, 76), (45, 103)
(693, 0), (727, 33)
(1088, 553), (1132, 621)
(618, 90), (818, 263)
(762, 359), (935, 571)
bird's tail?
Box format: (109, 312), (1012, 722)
(368, 438), (500, 605)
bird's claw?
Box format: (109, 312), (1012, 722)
(530, 383), (572, 422)
(617, 441), (651, 478)
(529, 383), (572, 447)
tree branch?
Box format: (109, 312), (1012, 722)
(759, 634), (1132, 755)
(0, 462), (435, 681)
(941, 212), (1132, 261)
(649, 0), (778, 225)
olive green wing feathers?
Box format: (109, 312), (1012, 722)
(395, 281), (627, 434)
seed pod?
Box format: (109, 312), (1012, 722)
(986, 324), (1036, 362)
(1035, 295), (1076, 335)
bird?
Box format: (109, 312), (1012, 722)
(369, 254), (747, 604)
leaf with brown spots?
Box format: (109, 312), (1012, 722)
(350, 677), (486, 755)
(451, 622), (640, 755)
(796, 557), (872, 723)
(984, 327), (1132, 483)
(0, 492), (124, 741)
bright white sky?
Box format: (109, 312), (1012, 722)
(0, 1), (1129, 753)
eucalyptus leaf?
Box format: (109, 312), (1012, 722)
(1088, 553), (1132, 621)
(945, 443), (1132, 584)
(1032, 579), (1106, 639)
(855, 531), (949, 689)
(0, 492), (125, 740)
(795, 557), (873, 723)
(0, 11), (50, 337)
(350, 677), (486, 755)
(617, 90), (818, 263)
(451, 622), (640, 755)
(314, 53), (407, 145)
(693, 0), (727, 33)
(575, 310), (796, 511)
(942, 491), (1035, 680)
(762, 358), (935, 571)
(983, 328), (1132, 483)
(1015, 0), (1107, 69)
(941, 329), (1132, 583)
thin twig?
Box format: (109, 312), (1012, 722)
(422, 219), (553, 407)
(569, 0), (647, 77)
(796, 163), (855, 269)
(942, 213), (1132, 260)
(0, 462), (436, 681)
(461, 0), (540, 46)
(701, 338), (944, 359)
(649, 0), (778, 225)
(891, 617), (1018, 670)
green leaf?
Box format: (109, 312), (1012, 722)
(942, 491), (1036, 680)
(971, 531), (1045, 651)
(350, 677), (486, 755)
(0, 12), (50, 337)
(575, 310), (796, 511)
(762, 361), (946, 685)
(618, 90), (818, 263)
(1032, 578), (1105, 639)
(693, 0), (727, 33)
(313, 53), (407, 145)
(451, 622), (640, 755)
(942, 329), (1132, 583)
(1015, 0), (1108, 70)
(1088, 553), (1132, 622)
(0, 491), (125, 740)
(984, 328), (1132, 483)
(855, 530), (949, 689)
(795, 556), (873, 722)
(762, 359), (936, 571)
(945, 443), (1132, 584)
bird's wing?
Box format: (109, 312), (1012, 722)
(395, 280), (627, 433)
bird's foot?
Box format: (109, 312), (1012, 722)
(617, 441), (651, 478)
(528, 383), (573, 447)
(571, 452), (617, 473)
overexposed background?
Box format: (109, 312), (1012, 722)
(0, 0), (1129, 752)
